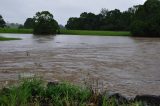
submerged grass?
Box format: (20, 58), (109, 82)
(0, 79), (144, 106)
(60, 30), (131, 36)
(0, 36), (21, 41)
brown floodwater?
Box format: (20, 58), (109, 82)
(0, 33), (160, 97)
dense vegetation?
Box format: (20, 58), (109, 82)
(0, 15), (6, 28)
(0, 79), (144, 106)
(24, 18), (34, 29)
(65, 0), (160, 37)
(32, 11), (59, 35)
(65, 8), (134, 31)
(131, 0), (160, 37)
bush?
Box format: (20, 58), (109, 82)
(33, 11), (59, 35)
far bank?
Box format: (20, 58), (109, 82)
(0, 28), (131, 36)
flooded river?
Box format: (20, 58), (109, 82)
(0, 34), (160, 97)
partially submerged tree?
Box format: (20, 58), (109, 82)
(33, 11), (59, 35)
(0, 15), (6, 28)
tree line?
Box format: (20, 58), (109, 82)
(0, 0), (160, 36)
(131, 0), (160, 37)
(65, 0), (160, 37)
(65, 8), (134, 31)
(0, 11), (59, 35)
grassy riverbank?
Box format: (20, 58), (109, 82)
(0, 28), (131, 36)
(60, 30), (131, 36)
(0, 36), (21, 41)
(0, 79), (143, 106)
(0, 28), (33, 34)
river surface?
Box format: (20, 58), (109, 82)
(0, 33), (160, 97)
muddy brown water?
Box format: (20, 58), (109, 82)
(0, 33), (160, 97)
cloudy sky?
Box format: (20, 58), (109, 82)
(0, 0), (146, 25)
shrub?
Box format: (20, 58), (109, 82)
(33, 11), (59, 35)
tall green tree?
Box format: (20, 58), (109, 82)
(0, 15), (6, 28)
(66, 12), (103, 30)
(65, 9), (132, 31)
(65, 17), (81, 30)
(24, 18), (34, 29)
(100, 8), (109, 17)
(33, 11), (59, 35)
(131, 0), (160, 37)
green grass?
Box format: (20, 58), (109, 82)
(0, 79), (144, 106)
(0, 36), (21, 41)
(0, 28), (131, 36)
(60, 29), (131, 36)
(0, 28), (33, 34)
(0, 79), (91, 106)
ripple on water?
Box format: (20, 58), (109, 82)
(0, 34), (160, 97)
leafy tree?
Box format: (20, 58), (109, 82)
(65, 9), (132, 31)
(24, 18), (34, 29)
(18, 25), (24, 29)
(100, 8), (109, 17)
(101, 9), (122, 30)
(65, 17), (81, 30)
(80, 12), (100, 30)
(128, 5), (141, 15)
(131, 20), (148, 35)
(33, 11), (59, 35)
(131, 0), (160, 37)
(0, 15), (6, 28)
(66, 12), (103, 30)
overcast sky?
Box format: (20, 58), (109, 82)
(0, 0), (146, 25)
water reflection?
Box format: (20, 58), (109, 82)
(32, 35), (55, 43)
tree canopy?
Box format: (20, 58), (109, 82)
(0, 15), (6, 28)
(33, 11), (59, 35)
(65, 0), (160, 37)
(65, 9), (133, 31)
(131, 0), (160, 37)
(24, 18), (34, 29)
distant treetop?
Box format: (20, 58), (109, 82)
(131, 0), (160, 37)
(24, 18), (34, 29)
(0, 15), (6, 28)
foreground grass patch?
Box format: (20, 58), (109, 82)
(0, 28), (33, 34)
(0, 79), (91, 106)
(0, 79), (145, 106)
(0, 36), (21, 41)
(60, 30), (131, 36)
